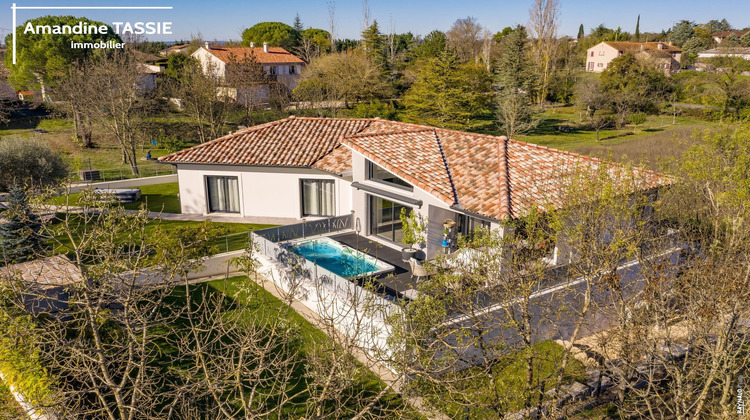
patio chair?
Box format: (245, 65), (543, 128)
(409, 258), (435, 282)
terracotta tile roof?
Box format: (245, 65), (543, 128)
(158, 117), (372, 174)
(342, 120), (668, 220)
(200, 46), (305, 64)
(161, 117), (668, 221)
(712, 30), (748, 38)
(601, 41), (681, 53)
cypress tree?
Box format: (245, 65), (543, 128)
(577, 24), (585, 41)
(293, 14), (303, 32)
(635, 15), (641, 41)
(0, 187), (45, 265)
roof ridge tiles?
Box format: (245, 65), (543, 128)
(158, 117), (292, 162)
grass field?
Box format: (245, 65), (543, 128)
(516, 104), (716, 170)
(49, 216), (274, 256)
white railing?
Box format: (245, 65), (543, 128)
(252, 232), (397, 361)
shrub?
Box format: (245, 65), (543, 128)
(0, 136), (67, 192)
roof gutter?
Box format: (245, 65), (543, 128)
(154, 161), (345, 176)
(351, 182), (423, 207)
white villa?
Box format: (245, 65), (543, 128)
(191, 42), (305, 100)
(158, 117), (665, 264)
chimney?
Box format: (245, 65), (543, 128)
(250, 42), (255, 48)
(640, 44), (645, 51)
(263, 42), (269, 53)
(204, 41), (210, 50)
(668, 41), (673, 46)
(657, 43), (665, 50)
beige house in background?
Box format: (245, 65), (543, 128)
(586, 41), (682, 74)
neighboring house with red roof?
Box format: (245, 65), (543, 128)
(159, 117), (665, 262)
(711, 30), (748, 44)
(586, 41), (682, 74)
(191, 42), (305, 102)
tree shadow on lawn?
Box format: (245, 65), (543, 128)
(530, 118), (586, 136)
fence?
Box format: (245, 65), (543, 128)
(254, 214), (353, 243)
(70, 163), (176, 183)
(209, 231), (254, 255)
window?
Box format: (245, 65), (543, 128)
(367, 160), (413, 191)
(289, 65), (296, 74)
(598, 50), (605, 56)
(269, 66), (277, 75)
(206, 176), (240, 213)
(456, 214), (490, 237)
(597, 63), (604, 67)
(590, 51), (594, 57)
(369, 195), (410, 243)
(301, 179), (335, 216)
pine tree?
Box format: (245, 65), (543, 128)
(635, 15), (640, 41)
(293, 14), (303, 32)
(577, 24), (585, 40)
(0, 187), (45, 264)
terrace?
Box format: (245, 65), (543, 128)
(252, 215), (418, 301)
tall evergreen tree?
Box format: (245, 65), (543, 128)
(293, 13), (303, 32)
(635, 15), (640, 41)
(495, 26), (539, 138)
(361, 20), (387, 69)
(401, 50), (491, 129)
(577, 24), (585, 40)
(0, 187), (45, 265)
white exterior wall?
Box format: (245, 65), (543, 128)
(191, 48), (226, 80)
(175, 164), (351, 219)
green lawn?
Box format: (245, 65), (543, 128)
(49, 216), (275, 256)
(121, 183), (181, 214)
(420, 340), (587, 419)
(51, 183), (181, 214)
(515, 105), (716, 170)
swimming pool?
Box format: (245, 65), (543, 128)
(288, 237), (395, 279)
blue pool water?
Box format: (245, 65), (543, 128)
(290, 240), (381, 278)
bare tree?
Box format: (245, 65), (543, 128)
(528, 0), (560, 105)
(177, 59), (231, 143)
(294, 51), (388, 112)
(328, 2), (337, 52)
(446, 16), (484, 63)
(225, 52), (267, 125)
(67, 51), (152, 175)
(53, 68), (94, 148)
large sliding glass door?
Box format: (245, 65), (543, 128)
(369, 195), (410, 244)
(206, 176), (240, 213)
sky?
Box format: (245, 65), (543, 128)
(2, 0), (750, 43)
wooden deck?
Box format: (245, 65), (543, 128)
(329, 232), (419, 298)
